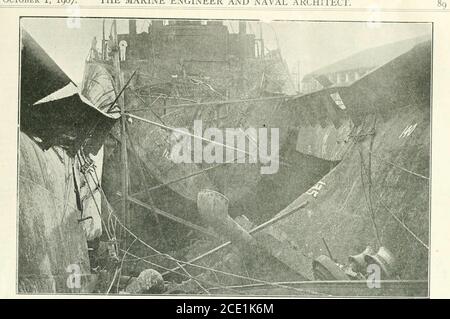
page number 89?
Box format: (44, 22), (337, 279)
(438, 0), (447, 9)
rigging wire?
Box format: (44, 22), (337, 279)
(173, 258), (211, 295)
(75, 152), (113, 241)
(129, 89), (167, 125)
(358, 145), (382, 247)
(205, 279), (427, 293)
(348, 114), (429, 250)
(125, 195), (219, 239)
(122, 156), (241, 201)
(80, 127), (428, 294)
(122, 245), (325, 296)
(365, 147), (429, 181)
(78, 152), (118, 239)
(125, 112), (285, 168)
(377, 200), (429, 250)
(162, 200), (309, 276)
(106, 70), (138, 113)
(125, 126), (167, 245)
(356, 120), (382, 247)
(345, 114), (429, 251)
(114, 238), (137, 294)
(358, 145), (429, 250)
(119, 249), (242, 295)
(98, 190), (322, 296)
(77, 151), (118, 241)
(77, 170), (201, 294)
(119, 94), (291, 112)
(81, 53), (430, 291)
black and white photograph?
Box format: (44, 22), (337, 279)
(18, 17), (431, 297)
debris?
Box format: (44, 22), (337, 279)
(364, 246), (397, 279)
(124, 269), (165, 294)
(312, 255), (350, 281)
(348, 246), (375, 273)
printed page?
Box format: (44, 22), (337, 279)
(0, 0), (449, 299)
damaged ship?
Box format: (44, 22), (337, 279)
(18, 19), (431, 296)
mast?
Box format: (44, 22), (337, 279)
(102, 19), (105, 60)
(111, 20), (130, 238)
(259, 22), (264, 59)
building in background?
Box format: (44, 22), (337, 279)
(301, 35), (430, 94)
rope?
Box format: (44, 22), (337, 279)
(126, 112), (283, 167)
(125, 126), (167, 245)
(126, 94), (290, 111)
(124, 156), (241, 200)
(59, 154), (72, 225)
(78, 151), (120, 241)
(75, 152), (112, 241)
(357, 122), (382, 247)
(101, 194), (321, 295)
(114, 238), (137, 294)
(359, 147), (382, 246)
(358, 145), (429, 250)
(126, 195), (219, 239)
(205, 280), (427, 292)
(346, 120), (429, 181)
(344, 118), (429, 249)
(119, 249), (241, 295)
(377, 197), (429, 250)
(90, 149), (312, 295)
(93, 186), (227, 294)
(132, 92), (197, 104)
(367, 148), (429, 180)
(129, 89), (167, 125)
(79, 150), (118, 239)
(134, 244), (324, 296)
(163, 200), (309, 276)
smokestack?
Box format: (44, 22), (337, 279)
(129, 19), (137, 35)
